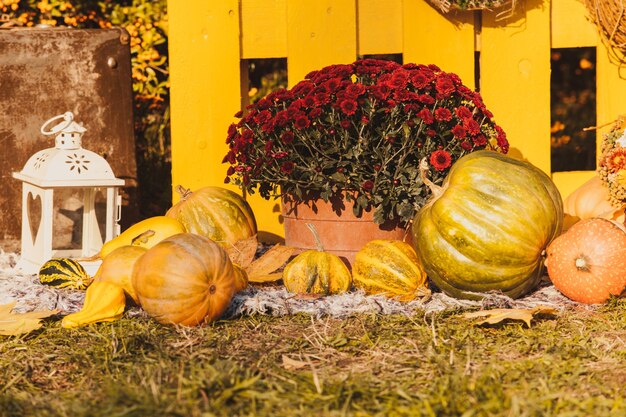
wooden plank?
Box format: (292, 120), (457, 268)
(551, 0), (597, 48)
(286, 0), (357, 86)
(551, 170), (596, 200)
(480, 0), (551, 173)
(357, 0), (403, 56)
(402, 1), (475, 89)
(168, 0), (242, 198)
(596, 43), (626, 157)
(241, 0), (287, 59)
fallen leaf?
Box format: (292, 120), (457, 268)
(0, 302), (59, 336)
(245, 244), (295, 282)
(224, 235), (259, 268)
(462, 306), (557, 327)
(282, 355), (309, 370)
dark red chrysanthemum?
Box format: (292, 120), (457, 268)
(430, 150), (452, 171)
(340, 119), (351, 129)
(434, 107), (453, 122)
(435, 74), (456, 97)
(294, 115), (311, 130)
(281, 131), (294, 144)
(340, 99), (358, 116)
(417, 108), (434, 124)
(455, 106), (473, 119)
(362, 180), (374, 191)
(281, 161), (295, 174)
(451, 124), (467, 139)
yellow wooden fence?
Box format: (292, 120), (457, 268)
(166, 0), (626, 241)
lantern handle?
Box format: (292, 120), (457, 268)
(40, 112), (74, 136)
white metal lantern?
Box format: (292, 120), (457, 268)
(12, 111), (124, 275)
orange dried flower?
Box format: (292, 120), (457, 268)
(603, 148), (626, 172)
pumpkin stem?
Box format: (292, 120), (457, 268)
(575, 255), (591, 272)
(305, 223), (325, 252)
(419, 158), (444, 200)
(174, 185), (193, 200)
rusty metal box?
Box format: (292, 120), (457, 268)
(0, 27), (138, 242)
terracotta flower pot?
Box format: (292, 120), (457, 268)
(281, 195), (410, 269)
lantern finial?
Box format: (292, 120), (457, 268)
(40, 111), (87, 150)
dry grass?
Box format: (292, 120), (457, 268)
(1, 298), (625, 417)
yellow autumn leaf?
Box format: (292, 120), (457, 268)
(245, 244), (295, 282)
(224, 234), (259, 268)
(0, 302), (59, 336)
(462, 306), (558, 327)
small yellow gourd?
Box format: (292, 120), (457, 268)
(61, 281), (126, 328)
(352, 240), (428, 302)
(282, 224), (352, 295)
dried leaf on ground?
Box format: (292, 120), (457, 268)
(0, 302), (58, 336)
(245, 244), (295, 282)
(462, 306), (558, 327)
(282, 355), (309, 370)
(225, 235), (259, 268)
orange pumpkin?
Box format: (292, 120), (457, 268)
(562, 176), (624, 231)
(545, 218), (626, 304)
(132, 233), (236, 326)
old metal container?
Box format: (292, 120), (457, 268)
(0, 26), (138, 242)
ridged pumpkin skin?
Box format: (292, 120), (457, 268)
(132, 233), (236, 326)
(562, 176), (623, 231)
(352, 240), (428, 301)
(412, 150), (563, 300)
(166, 186), (257, 249)
(545, 218), (626, 304)
(282, 250), (352, 295)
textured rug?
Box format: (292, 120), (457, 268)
(0, 250), (592, 319)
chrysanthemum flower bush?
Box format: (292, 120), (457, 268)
(224, 59), (509, 225)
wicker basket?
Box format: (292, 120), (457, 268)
(583, 1), (626, 62)
(428, 0), (517, 18)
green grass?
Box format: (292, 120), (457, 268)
(1, 300), (625, 417)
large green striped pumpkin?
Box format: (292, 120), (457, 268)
(39, 258), (91, 290)
(166, 186), (257, 258)
(412, 150), (563, 300)
(352, 240), (428, 301)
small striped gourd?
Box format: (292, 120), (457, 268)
(282, 224), (352, 295)
(352, 240), (428, 301)
(38, 258), (91, 290)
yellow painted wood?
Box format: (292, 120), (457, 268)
(357, 0), (402, 56)
(286, 0), (357, 86)
(596, 43), (626, 156)
(402, 1), (475, 90)
(551, 0), (597, 48)
(168, 0), (242, 200)
(241, 0), (287, 59)
(551, 170), (597, 201)
(480, 0), (551, 173)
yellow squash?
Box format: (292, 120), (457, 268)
(61, 281), (126, 328)
(99, 216), (186, 259)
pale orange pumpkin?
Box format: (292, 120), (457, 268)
(562, 176), (623, 231)
(132, 233), (236, 326)
(545, 218), (626, 304)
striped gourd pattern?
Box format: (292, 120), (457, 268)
(352, 240), (427, 302)
(38, 258), (91, 290)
